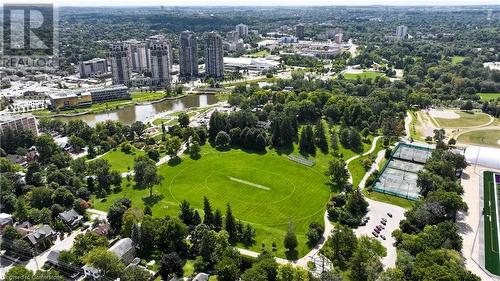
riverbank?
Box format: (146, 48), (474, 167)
(32, 92), (191, 118)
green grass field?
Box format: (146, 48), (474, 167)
(451, 56), (465, 64)
(478, 93), (500, 101)
(457, 129), (500, 148)
(93, 145), (331, 258)
(433, 111), (491, 128)
(344, 71), (384, 80)
(363, 189), (414, 209)
(96, 147), (145, 173)
(483, 171), (500, 275)
(348, 138), (385, 188)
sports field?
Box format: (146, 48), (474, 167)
(343, 71), (384, 80)
(93, 145), (330, 258)
(478, 93), (500, 101)
(457, 129), (500, 148)
(432, 110), (491, 128)
(483, 171), (500, 275)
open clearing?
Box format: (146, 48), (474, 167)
(479, 93), (500, 101)
(93, 147), (145, 173)
(431, 110), (491, 128)
(92, 145), (331, 258)
(344, 71), (384, 80)
(457, 129), (500, 148)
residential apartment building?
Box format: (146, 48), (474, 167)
(109, 42), (132, 85)
(79, 58), (108, 78)
(179, 31), (199, 80)
(236, 23), (249, 38)
(0, 115), (38, 136)
(205, 32), (224, 79)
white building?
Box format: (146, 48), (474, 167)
(223, 57), (280, 71)
(147, 35), (172, 86)
(125, 39), (149, 73)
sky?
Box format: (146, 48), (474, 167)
(4, 0), (500, 6)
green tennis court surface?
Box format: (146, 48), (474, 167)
(483, 171), (500, 275)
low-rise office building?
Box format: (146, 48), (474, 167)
(223, 57), (280, 71)
(48, 85), (129, 110)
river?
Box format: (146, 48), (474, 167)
(56, 94), (219, 126)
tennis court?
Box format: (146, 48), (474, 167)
(483, 171), (500, 275)
(372, 143), (433, 201)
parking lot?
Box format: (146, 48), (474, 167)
(354, 198), (405, 268)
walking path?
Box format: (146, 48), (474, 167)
(345, 136), (383, 183)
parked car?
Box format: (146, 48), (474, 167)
(380, 235), (386, 240)
(387, 213), (393, 218)
(379, 224), (385, 230)
(381, 218), (387, 222)
(374, 228), (381, 233)
(372, 231), (379, 237)
(380, 220), (386, 225)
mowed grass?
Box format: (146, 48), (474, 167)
(95, 147), (145, 173)
(363, 190), (414, 210)
(483, 171), (500, 275)
(457, 129), (500, 148)
(478, 93), (500, 101)
(92, 145), (331, 258)
(451, 56), (465, 64)
(433, 111), (491, 128)
(344, 71), (384, 80)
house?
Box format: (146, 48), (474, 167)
(0, 213), (13, 233)
(24, 224), (56, 252)
(193, 273), (210, 281)
(58, 209), (83, 229)
(109, 238), (136, 265)
(46, 250), (60, 266)
(14, 221), (34, 236)
(93, 223), (110, 236)
(83, 238), (136, 280)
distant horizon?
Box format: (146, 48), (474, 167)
(4, 0), (500, 8)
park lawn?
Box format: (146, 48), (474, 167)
(96, 147), (145, 173)
(483, 171), (500, 275)
(433, 111), (491, 128)
(409, 111), (424, 141)
(92, 144), (331, 259)
(130, 91), (167, 102)
(478, 93), (500, 101)
(363, 189), (414, 210)
(457, 129), (500, 148)
(250, 50), (270, 58)
(348, 138), (385, 188)
(451, 56), (465, 64)
(344, 71), (384, 80)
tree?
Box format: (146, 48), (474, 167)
(121, 208), (143, 237)
(139, 215), (157, 255)
(30, 186), (53, 209)
(225, 204), (238, 244)
(242, 223), (256, 246)
(433, 129), (446, 143)
(214, 209), (223, 231)
(215, 131), (231, 148)
(122, 266), (152, 281)
(203, 197), (214, 227)
(83, 247), (125, 280)
(327, 158), (349, 189)
(68, 135), (86, 152)
(178, 112), (190, 127)
(73, 231), (109, 256)
(284, 221), (298, 253)
(4, 266), (33, 281)
(88, 159), (112, 192)
(299, 125), (315, 154)
(314, 120), (328, 153)
(165, 136), (182, 158)
(179, 200), (195, 226)
(216, 257), (241, 281)
(160, 252), (184, 280)
(324, 225), (357, 269)
(189, 141), (201, 158)
(350, 236), (387, 281)
(306, 222), (324, 246)
(107, 202), (128, 232)
(25, 161), (43, 186)
(134, 155), (160, 197)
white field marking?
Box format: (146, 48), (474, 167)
(228, 176), (271, 191)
